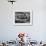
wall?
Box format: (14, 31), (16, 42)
(0, 0), (46, 41)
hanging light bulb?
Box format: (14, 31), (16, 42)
(8, 0), (16, 4)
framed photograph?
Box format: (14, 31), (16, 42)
(14, 10), (33, 26)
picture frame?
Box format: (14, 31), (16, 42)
(14, 10), (33, 26)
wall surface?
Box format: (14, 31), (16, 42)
(0, 0), (46, 41)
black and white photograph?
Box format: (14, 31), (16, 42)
(15, 11), (32, 26)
